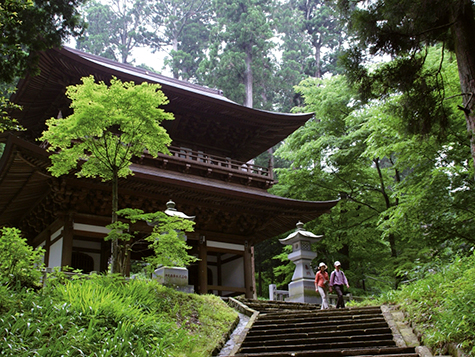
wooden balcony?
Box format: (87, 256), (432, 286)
(138, 146), (275, 189)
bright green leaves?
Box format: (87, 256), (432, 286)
(39, 76), (174, 275)
(106, 208), (197, 269)
(0, 227), (45, 289)
(40, 75), (173, 181)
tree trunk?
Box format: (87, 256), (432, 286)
(451, 0), (475, 173)
(172, 36), (179, 79)
(314, 41), (322, 78)
(111, 172), (120, 274)
(375, 158), (397, 258)
(244, 44), (253, 108)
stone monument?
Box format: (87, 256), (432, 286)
(279, 221), (323, 304)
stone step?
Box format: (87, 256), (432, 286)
(238, 339), (399, 354)
(241, 332), (395, 349)
(244, 327), (393, 343)
(222, 346), (419, 357)
(238, 298), (320, 311)
(255, 313), (386, 326)
(257, 308), (384, 321)
(246, 321), (392, 339)
(249, 317), (388, 333)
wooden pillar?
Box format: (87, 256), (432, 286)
(44, 229), (51, 267)
(217, 253), (222, 296)
(61, 213), (74, 268)
(251, 245), (257, 299)
(198, 235), (208, 294)
(100, 239), (109, 272)
(244, 240), (255, 299)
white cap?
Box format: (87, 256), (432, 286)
(334, 261), (341, 266)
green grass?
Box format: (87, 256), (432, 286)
(349, 252), (475, 356)
(0, 275), (238, 356)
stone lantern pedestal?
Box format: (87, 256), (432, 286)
(279, 221), (323, 304)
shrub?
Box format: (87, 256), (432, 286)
(0, 227), (44, 289)
(382, 252), (475, 355)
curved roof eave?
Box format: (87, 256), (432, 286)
(130, 162), (340, 212)
(62, 46), (315, 122)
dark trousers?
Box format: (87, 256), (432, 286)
(334, 285), (345, 308)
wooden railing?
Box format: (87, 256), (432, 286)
(166, 146), (272, 179)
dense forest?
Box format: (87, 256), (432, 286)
(2, 0), (475, 298)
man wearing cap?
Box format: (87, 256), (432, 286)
(329, 261), (350, 308)
(314, 262), (330, 309)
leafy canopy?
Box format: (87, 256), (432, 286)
(0, 0), (85, 83)
(40, 75), (174, 180)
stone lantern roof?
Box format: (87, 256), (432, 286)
(279, 221), (323, 246)
(164, 200), (195, 221)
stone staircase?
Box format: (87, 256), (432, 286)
(219, 298), (419, 357)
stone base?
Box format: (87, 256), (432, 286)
(154, 266), (189, 287)
(286, 279), (321, 304)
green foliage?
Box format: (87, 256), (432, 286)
(77, 0), (152, 64)
(148, 0), (212, 81)
(272, 245), (294, 288)
(39, 75), (175, 274)
(40, 75), (173, 180)
(0, 0), (86, 84)
(197, 0), (276, 108)
(106, 208), (197, 269)
(378, 253), (475, 355)
(0, 227), (44, 289)
(0, 275), (237, 356)
(0, 84), (24, 133)
(271, 47), (474, 294)
(337, 0), (475, 172)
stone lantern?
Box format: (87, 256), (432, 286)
(153, 200), (195, 293)
(279, 221), (323, 304)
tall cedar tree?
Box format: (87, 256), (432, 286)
(199, 0), (275, 108)
(77, 0), (151, 64)
(147, 0), (212, 81)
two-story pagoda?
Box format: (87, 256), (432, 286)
(0, 47), (338, 298)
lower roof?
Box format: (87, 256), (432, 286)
(0, 134), (339, 243)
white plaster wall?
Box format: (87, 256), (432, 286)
(48, 238), (63, 268)
(51, 227), (62, 241)
(207, 241), (244, 251)
(74, 223), (110, 234)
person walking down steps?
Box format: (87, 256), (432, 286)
(329, 261), (350, 308)
(314, 262), (330, 310)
